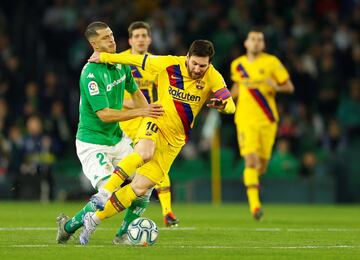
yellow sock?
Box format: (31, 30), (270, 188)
(246, 187), (261, 213)
(243, 167), (261, 213)
(96, 184), (138, 220)
(103, 152), (144, 193)
(157, 187), (172, 215)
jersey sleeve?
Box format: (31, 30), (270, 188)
(270, 57), (290, 85)
(208, 67), (231, 99)
(80, 67), (108, 112)
(124, 65), (139, 94)
(100, 53), (180, 74)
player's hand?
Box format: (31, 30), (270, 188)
(88, 51), (100, 63)
(207, 98), (226, 110)
(142, 104), (164, 118)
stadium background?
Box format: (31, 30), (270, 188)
(0, 0), (359, 204)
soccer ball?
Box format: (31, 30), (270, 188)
(126, 217), (159, 246)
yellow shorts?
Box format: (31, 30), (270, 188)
(236, 122), (277, 160)
(119, 117), (143, 141)
(135, 117), (182, 185)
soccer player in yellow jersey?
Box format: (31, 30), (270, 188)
(79, 40), (236, 244)
(230, 30), (294, 220)
(119, 21), (180, 230)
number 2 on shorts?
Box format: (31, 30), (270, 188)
(96, 152), (106, 166)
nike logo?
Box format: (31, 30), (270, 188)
(170, 74), (180, 80)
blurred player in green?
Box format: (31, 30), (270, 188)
(56, 21), (164, 244)
(230, 30), (294, 220)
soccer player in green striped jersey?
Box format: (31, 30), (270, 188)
(56, 21), (163, 244)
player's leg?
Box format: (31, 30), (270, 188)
(57, 140), (115, 243)
(243, 153), (263, 219)
(258, 158), (270, 176)
(113, 188), (152, 244)
(97, 118), (158, 199)
(236, 124), (262, 219)
(156, 174), (179, 227)
(251, 122), (276, 220)
(80, 174), (156, 245)
(114, 134), (181, 242)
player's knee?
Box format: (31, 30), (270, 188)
(244, 154), (257, 168)
(135, 139), (155, 162)
(258, 159), (269, 175)
(131, 175), (156, 196)
(139, 150), (154, 162)
(246, 162), (257, 169)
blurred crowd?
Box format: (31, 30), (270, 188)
(0, 0), (359, 201)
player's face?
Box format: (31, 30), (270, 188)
(129, 28), (151, 54)
(92, 27), (116, 53)
(244, 32), (265, 55)
(186, 55), (210, 79)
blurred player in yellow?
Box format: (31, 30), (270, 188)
(230, 30), (294, 220)
(79, 39), (236, 244)
(120, 21), (180, 228)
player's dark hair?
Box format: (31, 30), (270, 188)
(128, 21), (151, 38)
(85, 21), (109, 40)
(247, 28), (264, 38)
(188, 40), (215, 62)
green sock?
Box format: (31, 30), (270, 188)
(64, 201), (96, 233)
(116, 196), (149, 237)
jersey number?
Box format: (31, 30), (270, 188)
(96, 153), (106, 166)
(146, 122), (159, 133)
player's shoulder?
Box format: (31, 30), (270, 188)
(80, 62), (102, 79)
(261, 52), (282, 63)
(81, 62), (103, 73)
(206, 64), (223, 79)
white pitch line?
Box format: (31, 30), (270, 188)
(1, 245), (358, 249)
(0, 227), (360, 232)
(0, 227), (195, 231)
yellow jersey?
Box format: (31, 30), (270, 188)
(119, 49), (157, 140)
(231, 52), (289, 125)
(101, 53), (234, 147)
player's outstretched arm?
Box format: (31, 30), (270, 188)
(88, 51), (144, 68)
(96, 105), (164, 123)
(89, 52), (179, 74)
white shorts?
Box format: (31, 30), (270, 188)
(76, 135), (133, 189)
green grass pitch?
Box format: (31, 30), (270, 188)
(0, 202), (359, 259)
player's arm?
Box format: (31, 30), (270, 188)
(207, 88), (236, 114)
(207, 68), (236, 114)
(229, 60), (240, 101)
(89, 52), (178, 73)
(268, 57), (295, 94)
(266, 78), (294, 94)
(131, 88), (150, 108)
(96, 105), (164, 123)
(230, 82), (239, 100)
(122, 99), (135, 109)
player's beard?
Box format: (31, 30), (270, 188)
(190, 72), (203, 79)
(187, 66), (204, 80)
